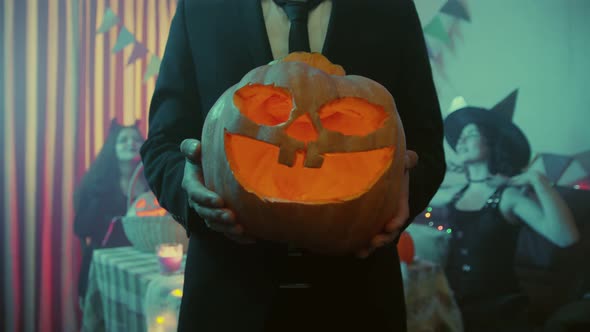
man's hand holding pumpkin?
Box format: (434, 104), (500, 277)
(180, 139), (255, 244)
(356, 150), (418, 259)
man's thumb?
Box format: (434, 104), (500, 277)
(405, 150), (419, 169)
(180, 139), (201, 161)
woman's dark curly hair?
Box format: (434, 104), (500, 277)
(74, 120), (143, 212)
(475, 124), (521, 177)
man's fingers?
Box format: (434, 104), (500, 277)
(404, 150), (419, 170)
(202, 216), (242, 234)
(385, 171), (411, 233)
(385, 213), (408, 233)
(356, 248), (370, 259)
(180, 138), (201, 162)
(357, 232), (398, 259)
(370, 233), (395, 248)
(181, 138), (248, 242)
(357, 152), (414, 260)
(187, 185), (223, 208)
(189, 201), (243, 234)
(184, 179), (222, 207)
(194, 206), (235, 224)
(385, 199), (409, 233)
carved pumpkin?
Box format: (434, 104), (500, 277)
(127, 191), (168, 217)
(201, 52), (406, 254)
(397, 231), (415, 264)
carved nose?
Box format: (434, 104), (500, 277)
(278, 113), (323, 168)
(285, 114), (318, 143)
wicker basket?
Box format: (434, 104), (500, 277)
(121, 215), (188, 253)
(121, 164), (189, 253)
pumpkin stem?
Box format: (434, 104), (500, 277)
(269, 52), (346, 76)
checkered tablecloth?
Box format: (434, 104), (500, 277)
(81, 247), (186, 332)
(81, 247), (462, 332)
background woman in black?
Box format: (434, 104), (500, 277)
(73, 120), (148, 301)
(430, 105), (580, 330)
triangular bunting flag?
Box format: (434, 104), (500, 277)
(433, 51), (444, 66)
(440, 0), (471, 22)
(144, 55), (162, 81)
(414, 0), (447, 28)
(127, 42), (150, 65)
(97, 8), (120, 33)
(574, 150), (590, 174)
(541, 154), (573, 182)
(423, 16), (450, 44)
(528, 154), (548, 175)
(558, 161), (588, 186)
(112, 27), (135, 53)
(426, 43), (435, 59)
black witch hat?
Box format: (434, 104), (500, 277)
(444, 90), (531, 171)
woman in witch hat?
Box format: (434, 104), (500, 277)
(430, 91), (579, 330)
(73, 119), (149, 304)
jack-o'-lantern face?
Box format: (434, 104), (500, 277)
(206, 53), (401, 203)
(131, 191), (167, 217)
(226, 86), (394, 202)
(201, 52), (405, 254)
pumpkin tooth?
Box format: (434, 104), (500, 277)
(303, 143), (324, 168)
(278, 145), (297, 167)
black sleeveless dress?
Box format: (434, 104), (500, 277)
(445, 184), (530, 331)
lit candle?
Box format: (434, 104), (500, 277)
(157, 243), (183, 274)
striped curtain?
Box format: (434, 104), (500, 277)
(1, 0), (80, 331)
(0, 0), (176, 331)
(77, 0), (177, 163)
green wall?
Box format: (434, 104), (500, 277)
(419, 0), (590, 157)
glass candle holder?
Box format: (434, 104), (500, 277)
(156, 243), (183, 274)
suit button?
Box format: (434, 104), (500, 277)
(288, 244), (303, 257)
(462, 264), (471, 272)
(460, 248), (468, 255)
(279, 283), (311, 289)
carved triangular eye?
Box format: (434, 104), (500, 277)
(234, 84), (293, 126)
(135, 199), (146, 209)
(285, 113), (319, 143)
(319, 97), (388, 136)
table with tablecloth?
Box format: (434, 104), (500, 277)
(81, 247), (186, 332)
(82, 247), (463, 332)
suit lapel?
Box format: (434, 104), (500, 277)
(238, 0), (274, 66)
(321, 0), (338, 57)
(321, 0), (357, 60)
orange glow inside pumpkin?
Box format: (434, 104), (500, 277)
(234, 85), (292, 126)
(225, 84), (394, 204)
(284, 113), (318, 143)
(225, 133), (394, 203)
(319, 97), (388, 136)
(227, 84), (395, 203)
(135, 197), (168, 217)
(234, 84), (388, 138)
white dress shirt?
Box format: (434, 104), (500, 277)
(261, 0), (333, 59)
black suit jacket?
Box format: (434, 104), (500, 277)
(140, 0), (445, 330)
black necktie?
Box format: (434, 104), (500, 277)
(273, 0), (323, 53)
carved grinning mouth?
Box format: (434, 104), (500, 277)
(228, 83), (395, 203)
(224, 133), (394, 203)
